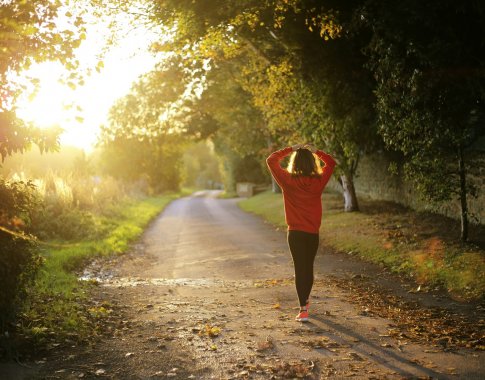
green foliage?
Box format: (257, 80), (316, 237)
(34, 207), (99, 241)
(182, 141), (222, 189)
(0, 232), (41, 328)
(187, 63), (269, 156)
(363, 0), (485, 196)
(105, 59), (188, 139)
(0, 0), (85, 81)
(361, 0), (485, 239)
(0, 178), (41, 332)
(0, 177), (37, 222)
(219, 151), (269, 193)
(99, 59), (189, 192)
(0, 112), (63, 161)
(238, 190), (286, 228)
(186, 64), (270, 191)
(1, 169), (132, 242)
(146, 0), (380, 211)
(25, 172), (126, 240)
(99, 135), (184, 193)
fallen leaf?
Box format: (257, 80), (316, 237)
(95, 369), (106, 376)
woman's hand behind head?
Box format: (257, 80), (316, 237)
(303, 143), (317, 153)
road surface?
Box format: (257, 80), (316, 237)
(14, 190), (484, 379)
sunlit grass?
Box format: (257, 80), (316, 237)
(239, 190), (485, 300)
(238, 190), (286, 228)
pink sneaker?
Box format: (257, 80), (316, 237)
(295, 310), (309, 322)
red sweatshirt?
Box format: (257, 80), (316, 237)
(266, 147), (336, 234)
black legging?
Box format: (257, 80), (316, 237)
(287, 230), (319, 307)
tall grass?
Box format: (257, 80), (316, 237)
(9, 171), (132, 240)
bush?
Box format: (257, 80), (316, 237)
(0, 179), (42, 333)
(32, 206), (99, 241)
(0, 232), (41, 330)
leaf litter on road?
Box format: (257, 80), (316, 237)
(329, 275), (484, 351)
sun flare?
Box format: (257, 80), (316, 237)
(14, 12), (159, 152)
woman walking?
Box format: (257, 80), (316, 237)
(266, 143), (336, 322)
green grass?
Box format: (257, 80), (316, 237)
(20, 191), (188, 343)
(239, 190), (485, 301)
(238, 190), (287, 228)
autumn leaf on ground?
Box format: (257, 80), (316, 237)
(199, 324), (221, 338)
(256, 336), (274, 351)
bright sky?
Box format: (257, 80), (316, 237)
(15, 7), (160, 152)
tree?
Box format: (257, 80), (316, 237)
(99, 134), (184, 192)
(182, 62), (271, 192)
(98, 58), (189, 191)
(182, 141), (221, 189)
(363, 0), (485, 241)
(146, 0), (379, 211)
(0, 0), (87, 159)
(236, 5), (377, 211)
(239, 1), (377, 211)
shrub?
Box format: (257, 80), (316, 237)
(32, 206), (99, 240)
(0, 179), (42, 333)
(0, 232), (41, 330)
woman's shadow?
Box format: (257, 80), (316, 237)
(304, 313), (464, 379)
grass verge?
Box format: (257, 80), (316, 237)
(239, 190), (485, 301)
(18, 191), (188, 346)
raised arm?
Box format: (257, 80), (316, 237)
(315, 150), (336, 188)
(266, 146), (294, 188)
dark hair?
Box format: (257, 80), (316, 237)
(287, 148), (322, 177)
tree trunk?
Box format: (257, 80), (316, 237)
(458, 146), (468, 242)
(267, 137), (281, 193)
(340, 174), (359, 212)
(271, 177), (281, 193)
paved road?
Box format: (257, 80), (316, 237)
(135, 190), (293, 281)
(110, 190), (484, 379)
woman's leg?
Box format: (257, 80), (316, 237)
(287, 230), (320, 307)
